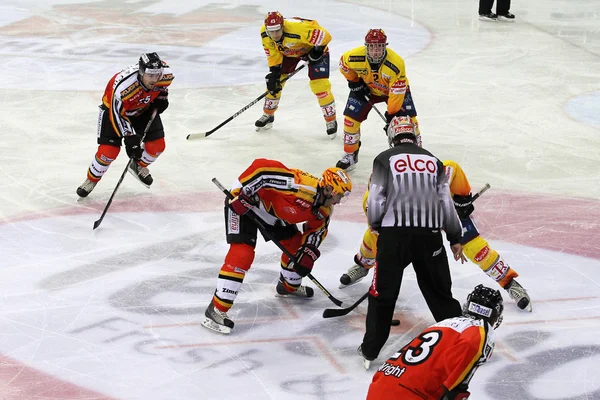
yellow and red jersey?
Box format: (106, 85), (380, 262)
(260, 18), (331, 67)
(444, 160), (472, 197)
(102, 61), (174, 137)
(232, 158), (332, 248)
(367, 316), (495, 400)
(339, 46), (409, 116)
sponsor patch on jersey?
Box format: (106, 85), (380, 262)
(309, 29), (325, 46)
(468, 302), (492, 318)
(121, 81), (140, 97)
(295, 198), (311, 209)
(390, 80), (407, 95)
(391, 154), (438, 175)
(383, 60), (400, 74)
(348, 55), (366, 62)
(474, 246), (490, 262)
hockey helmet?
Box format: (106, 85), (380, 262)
(320, 167), (352, 203)
(139, 52), (163, 76)
(365, 29), (388, 64)
(463, 284), (504, 329)
(387, 116), (417, 147)
(265, 11), (284, 31)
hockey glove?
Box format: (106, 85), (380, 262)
(265, 66), (282, 96)
(348, 79), (370, 100)
(292, 244), (320, 277)
(229, 191), (258, 216)
(453, 193), (475, 219)
(308, 46), (325, 64)
(124, 135), (143, 160)
(153, 90), (169, 114)
(441, 385), (470, 400)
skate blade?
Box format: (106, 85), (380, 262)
(327, 132), (337, 140)
(200, 317), (231, 334)
(338, 277), (366, 289)
(362, 358), (371, 370)
(255, 123), (273, 132)
(275, 293), (314, 299)
(127, 168), (151, 189)
(343, 164), (357, 172)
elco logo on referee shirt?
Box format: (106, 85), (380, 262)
(392, 154), (437, 174)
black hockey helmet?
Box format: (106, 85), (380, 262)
(463, 284), (504, 329)
(138, 52), (163, 76)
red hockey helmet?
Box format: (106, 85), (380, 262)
(265, 11), (284, 32)
(365, 29), (388, 64)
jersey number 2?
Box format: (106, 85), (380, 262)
(391, 330), (442, 365)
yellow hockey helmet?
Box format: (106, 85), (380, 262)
(320, 167), (352, 200)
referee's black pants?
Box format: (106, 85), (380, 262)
(361, 228), (462, 359)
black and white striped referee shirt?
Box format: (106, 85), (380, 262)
(366, 143), (462, 245)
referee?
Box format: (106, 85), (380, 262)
(359, 116), (467, 367)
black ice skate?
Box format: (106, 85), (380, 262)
(339, 255), (370, 288)
(76, 179), (97, 198)
(336, 142), (361, 171)
(505, 279), (532, 312)
(275, 279), (314, 298)
(127, 160), (153, 188)
(326, 120), (338, 139)
(479, 13), (498, 21)
(497, 12), (515, 21)
(255, 114), (274, 131)
(357, 345), (375, 370)
(201, 300), (235, 334)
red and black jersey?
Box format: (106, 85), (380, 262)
(101, 61), (174, 137)
(367, 316), (495, 400)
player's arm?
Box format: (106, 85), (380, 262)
(385, 59), (409, 118)
(290, 214), (330, 277)
(443, 160), (474, 219)
(437, 162), (462, 246)
(366, 155), (389, 230)
(339, 53), (360, 82)
(305, 24), (332, 63)
(261, 29), (284, 68)
(110, 84), (136, 138)
(441, 325), (488, 395)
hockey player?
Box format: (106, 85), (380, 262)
(340, 119), (532, 312)
(366, 284), (503, 399)
(256, 11), (338, 138)
(202, 159), (352, 334)
(76, 53), (174, 197)
(337, 29), (421, 171)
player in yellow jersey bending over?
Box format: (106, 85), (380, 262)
(256, 11), (338, 138)
(340, 160), (532, 311)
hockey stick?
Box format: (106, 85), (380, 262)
(322, 183), (492, 319)
(186, 64), (306, 140)
(212, 177), (343, 307)
(93, 108), (158, 230)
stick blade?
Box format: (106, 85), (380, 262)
(186, 132), (208, 140)
(92, 219), (102, 230)
(322, 308), (349, 318)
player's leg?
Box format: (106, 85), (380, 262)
(412, 232), (462, 322)
(128, 111), (165, 187)
(307, 52), (337, 138)
(77, 105), (122, 198)
(336, 95), (373, 171)
(255, 57), (300, 131)
(340, 226), (377, 287)
(202, 206), (259, 334)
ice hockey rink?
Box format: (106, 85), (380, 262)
(1, 0), (600, 399)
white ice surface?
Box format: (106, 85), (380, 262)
(1, 0), (600, 399)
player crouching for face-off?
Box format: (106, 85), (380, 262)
(366, 285), (503, 400)
(339, 118), (532, 312)
(201, 159), (352, 334)
(256, 11), (338, 138)
(76, 52), (174, 198)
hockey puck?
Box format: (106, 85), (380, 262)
(391, 319), (400, 326)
